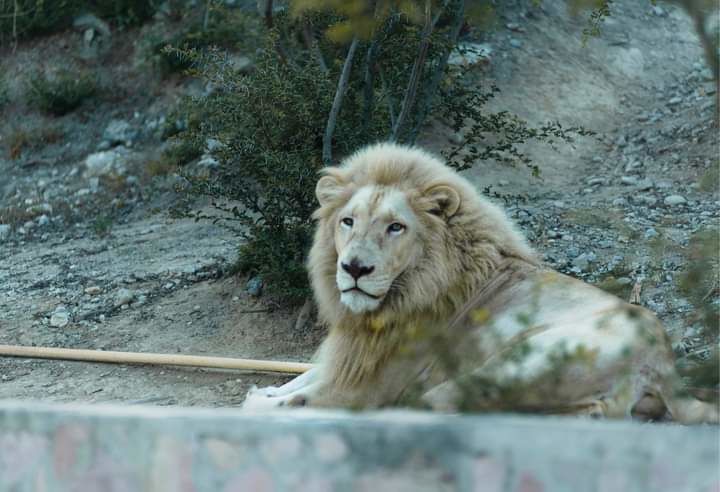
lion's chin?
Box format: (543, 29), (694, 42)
(340, 290), (383, 313)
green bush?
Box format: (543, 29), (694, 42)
(176, 3), (590, 305)
(26, 69), (97, 116)
(145, 6), (263, 77)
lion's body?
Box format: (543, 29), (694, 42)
(242, 143), (718, 423)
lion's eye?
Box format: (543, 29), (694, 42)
(341, 217), (354, 227)
(387, 222), (405, 234)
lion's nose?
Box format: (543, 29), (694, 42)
(341, 259), (375, 280)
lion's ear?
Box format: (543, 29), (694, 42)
(316, 174), (345, 207)
(424, 184), (461, 218)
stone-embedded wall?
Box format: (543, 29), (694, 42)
(0, 400), (717, 492)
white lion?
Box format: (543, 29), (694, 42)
(242, 143), (718, 423)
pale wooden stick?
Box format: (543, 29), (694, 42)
(0, 344), (313, 374)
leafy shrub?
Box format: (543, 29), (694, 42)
(26, 69), (97, 116)
(145, 137), (204, 177)
(175, 2), (590, 305)
(144, 6), (262, 77)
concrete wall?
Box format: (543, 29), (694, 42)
(0, 400), (717, 492)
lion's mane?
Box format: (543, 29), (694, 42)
(306, 143), (539, 393)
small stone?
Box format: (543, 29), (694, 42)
(198, 154), (219, 169)
(50, 307), (70, 328)
(246, 277), (263, 297)
(664, 195), (687, 206)
(509, 38), (522, 48)
(621, 176), (638, 186)
(36, 214), (50, 226)
(0, 224), (10, 241)
(636, 178), (653, 190)
(163, 282), (175, 290)
(73, 13), (111, 37)
(85, 286), (102, 295)
(102, 119), (137, 146)
(572, 256), (589, 271)
(644, 228), (659, 240)
(650, 5), (666, 16)
(668, 96), (682, 105)
(552, 201), (565, 208)
(114, 288), (135, 307)
(497, 180), (510, 186)
(84, 150), (128, 178)
(587, 177), (605, 186)
(635, 195), (658, 207)
(448, 43), (493, 67)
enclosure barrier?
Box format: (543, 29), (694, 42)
(0, 400), (717, 492)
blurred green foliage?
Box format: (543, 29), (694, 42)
(25, 69), (97, 116)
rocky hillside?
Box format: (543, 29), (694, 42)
(0, 0), (717, 405)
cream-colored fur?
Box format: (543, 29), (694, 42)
(242, 143), (718, 423)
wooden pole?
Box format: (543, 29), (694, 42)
(0, 344), (313, 374)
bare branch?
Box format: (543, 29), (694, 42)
(323, 36), (360, 166)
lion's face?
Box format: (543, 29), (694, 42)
(313, 166), (462, 315)
(332, 186), (424, 313)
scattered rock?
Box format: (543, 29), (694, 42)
(84, 149), (128, 178)
(102, 120), (137, 147)
(663, 195), (687, 206)
(650, 5), (667, 17)
(621, 176), (638, 186)
(448, 43), (492, 67)
(509, 38), (522, 49)
(114, 288), (135, 307)
(49, 307), (70, 328)
(85, 286), (102, 295)
(198, 154), (219, 169)
(644, 228), (659, 240)
(0, 224), (10, 241)
(72, 13), (111, 37)
(246, 277), (263, 297)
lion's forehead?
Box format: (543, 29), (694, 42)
(344, 186), (415, 223)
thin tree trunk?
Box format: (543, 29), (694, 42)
(323, 36), (360, 166)
(409, 0), (466, 143)
(391, 0), (434, 142)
